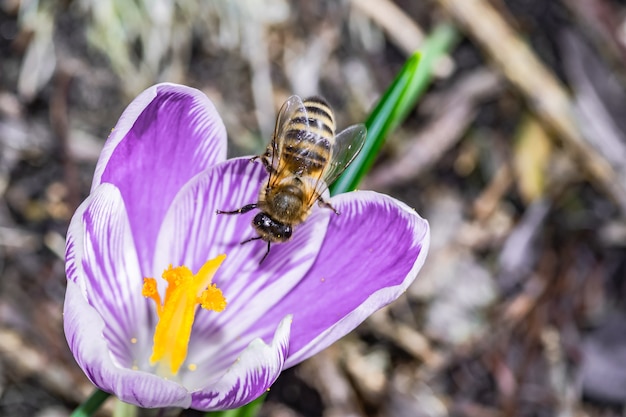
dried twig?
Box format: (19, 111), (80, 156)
(363, 69), (502, 189)
(350, 0), (424, 54)
(301, 348), (363, 417)
(0, 327), (105, 410)
(432, 0), (626, 214)
(367, 308), (444, 369)
(562, 0), (626, 68)
(50, 67), (81, 213)
(472, 164), (514, 222)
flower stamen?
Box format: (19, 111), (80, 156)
(142, 254), (227, 376)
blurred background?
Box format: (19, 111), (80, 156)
(2, 0), (626, 416)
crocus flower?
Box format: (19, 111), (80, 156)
(64, 83), (430, 411)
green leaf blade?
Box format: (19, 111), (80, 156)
(330, 23), (458, 195)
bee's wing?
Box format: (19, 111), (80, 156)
(321, 123), (367, 186)
(269, 95), (307, 169)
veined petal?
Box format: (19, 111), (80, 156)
(151, 157), (269, 273)
(65, 183), (151, 368)
(64, 280), (191, 409)
(189, 315), (292, 411)
(153, 158), (329, 376)
(263, 191), (429, 367)
(95, 83), (227, 273)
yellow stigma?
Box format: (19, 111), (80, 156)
(142, 254), (227, 376)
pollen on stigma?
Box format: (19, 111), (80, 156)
(142, 254), (227, 377)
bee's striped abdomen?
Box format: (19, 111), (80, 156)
(282, 96), (336, 176)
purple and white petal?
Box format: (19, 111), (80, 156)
(95, 83), (227, 273)
(64, 81), (432, 411)
(189, 315), (292, 411)
(258, 191), (429, 367)
(153, 158), (330, 372)
(65, 183), (153, 368)
(64, 280), (191, 409)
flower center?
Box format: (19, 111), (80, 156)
(142, 254), (227, 376)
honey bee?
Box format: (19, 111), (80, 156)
(217, 95), (367, 262)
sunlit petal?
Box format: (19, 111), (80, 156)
(64, 83), (430, 412)
(189, 316), (291, 410)
(66, 183), (152, 366)
(95, 83), (227, 272)
(64, 280), (191, 408)
(153, 158), (329, 375)
(247, 191), (430, 367)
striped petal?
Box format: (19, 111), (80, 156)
(94, 83), (227, 273)
(64, 183), (189, 407)
(65, 183), (152, 368)
(64, 280), (190, 408)
(189, 315), (291, 411)
(257, 191), (429, 367)
(64, 82), (431, 412)
(152, 158), (330, 379)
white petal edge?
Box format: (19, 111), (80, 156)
(64, 279), (191, 408)
(284, 191), (430, 367)
(189, 315), (292, 411)
(65, 183), (153, 364)
(91, 83), (226, 192)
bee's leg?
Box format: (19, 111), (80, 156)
(240, 236), (271, 264)
(216, 203), (257, 215)
(317, 196), (340, 215)
(260, 241), (271, 264)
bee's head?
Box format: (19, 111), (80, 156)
(252, 212), (292, 243)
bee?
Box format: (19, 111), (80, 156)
(217, 95), (367, 262)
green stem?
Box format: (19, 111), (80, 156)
(70, 389), (111, 417)
(113, 398), (139, 417)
